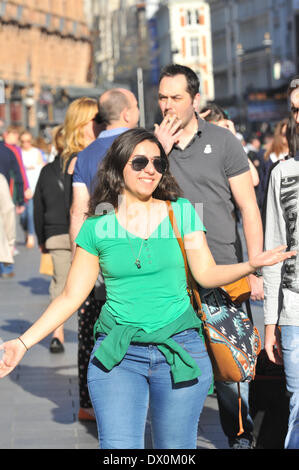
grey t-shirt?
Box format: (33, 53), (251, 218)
(169, 117), (249, 264)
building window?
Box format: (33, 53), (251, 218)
(16, 5), (23, 20)
(190, 37), (200, 57)
(46, 13), (52, 28)
(186, 10), (192, 25)
(59, 18), (65, 31)
(0, 1), (7, 16)
(73, 21), (78, 34)
(186, 9), (202, 25)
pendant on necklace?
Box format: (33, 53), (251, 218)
(135, 259), (141, 269)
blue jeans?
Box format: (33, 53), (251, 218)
(281, 326), (299, 449)
(20, 198), (34, 235)
(215, 381), (253, 447)
(0, 262), (14, 275)
(87, 328), (213, 449)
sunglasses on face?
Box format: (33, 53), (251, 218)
(128, 156), (168, 174)
(291, 106), (299, 116)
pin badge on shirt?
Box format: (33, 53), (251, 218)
(204, 144), (212, 154)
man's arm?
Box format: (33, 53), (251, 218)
(229, 170), (264, 301)
(69, 184), (90, 257)
(9, 150), (24, 207)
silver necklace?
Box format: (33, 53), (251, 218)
(126, 213), (150, 269)
(126, 234), (145, 269)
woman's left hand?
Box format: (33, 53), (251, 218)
(0, 339), (27, 379)
(249, 245), (297, 270)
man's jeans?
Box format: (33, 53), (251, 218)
(215, 380), (253, 447)
(20, 198), (34, 235)
(281, 325), (299, 449)
(0, 262), (14, 275)
(87, 328), (213, 449)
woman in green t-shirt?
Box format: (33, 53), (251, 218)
(0, 128), (295, 449)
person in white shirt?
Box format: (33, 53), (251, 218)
(19, 131), (44, 248)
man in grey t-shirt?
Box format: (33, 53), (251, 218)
(165, 115), (248, 265)
(155, 64), (264, 449)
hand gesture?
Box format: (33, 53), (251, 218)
(0, 338), (27, 379)
(199, 109), (211, 120)
(15, 205), (25, 215)
(25, 188), (33, 200)
(249, 245), (297, 270)
(154, 114), (183, 155)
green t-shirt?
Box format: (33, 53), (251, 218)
(75, 197), (205, 333)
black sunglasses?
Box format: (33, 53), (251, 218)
(129, 156), (168, 174)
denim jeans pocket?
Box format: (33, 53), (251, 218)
(173, 329), (206, 355)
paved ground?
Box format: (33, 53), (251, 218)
(0, 229), (264, 450)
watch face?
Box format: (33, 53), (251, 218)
(254, 269), (263, 277)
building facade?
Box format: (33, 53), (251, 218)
(86, 0), (148, 87)
(86, 0), (154, 125)
(206, 0), (298, 127)
(153, 0), (215, 105)
(0, 0), (93, 134)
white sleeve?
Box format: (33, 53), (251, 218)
(263, 166), (286, 325)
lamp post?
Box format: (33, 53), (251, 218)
(23, 86), (35, 131)
(236, 42), (244, 122)
(137, 67), (145, 128)
(262, 32), (272, 89)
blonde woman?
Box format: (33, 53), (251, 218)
(33, 125), (68, 352)
(33, 98), (101, 358)
(61, 97), (102, 215)
(59, 97), (103, 421)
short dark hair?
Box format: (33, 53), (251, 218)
(95, 90), (131, 125)
(159, 64), (200, 99)
(88, 128), (182, 216)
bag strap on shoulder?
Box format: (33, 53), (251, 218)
(166, 200), (205, 320)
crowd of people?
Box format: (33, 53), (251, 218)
(0, 65), (298, 450)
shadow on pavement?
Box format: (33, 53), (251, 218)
(7, 362), (97, 442)
(18, 277), (51, 296)
(0, 318), (78, 347)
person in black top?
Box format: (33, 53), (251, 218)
(33, 125), (70, 353)
(0, 141), (24, 208)
(34, 98), (103, 424)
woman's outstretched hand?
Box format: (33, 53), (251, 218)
(249, 245), (297, 270)
(0, 339), (27, 379)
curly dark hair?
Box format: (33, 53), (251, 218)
(88, 128), (182, 217)
(200, 103), (228, 122)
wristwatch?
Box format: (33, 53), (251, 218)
(252, 268), (263, 278)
